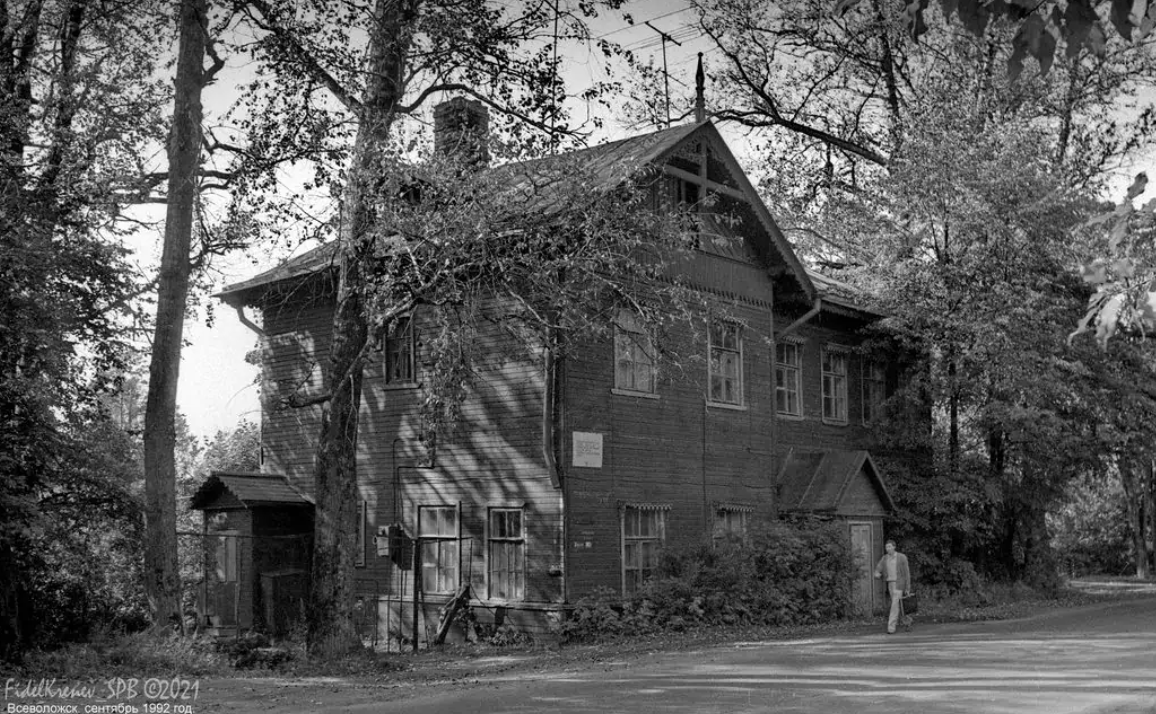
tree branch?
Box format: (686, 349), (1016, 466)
(243, 0), (364, 117)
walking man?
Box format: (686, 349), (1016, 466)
(874, 539), (911, 634)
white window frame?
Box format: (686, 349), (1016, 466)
(713, 505), (752, 546)
(613, 311), (657, 396)
(821, 347), (849, 424)
(487, 507), (525, 601)
(384, 314), (416, 385)
(862, 359), (887, 424)
(775, 340), (803, 417)
(418, 505), (460, 595)
(621, 505), (668, 595)
(708, 320), (743, 406)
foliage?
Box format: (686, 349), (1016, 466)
(838, 0), (1156, 79)
(559, 518), (855, 642)
(1050, 472), (1134, 577)
(12, 632), (226, 679)
(196, 421), (261, 474)
(675, 0), (1156, 588)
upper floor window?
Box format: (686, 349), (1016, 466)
(614, 312), (656, 395)
(862, 359), (887, 424)
(821, 348), (848, 424)
(708, 320), (743, 406)
(775, 341), (802, 416)
(488, 508), (525, 601)
(384, 315), (415, 384)
(419, 505), (459, 594)
(622, 505), (667, 595)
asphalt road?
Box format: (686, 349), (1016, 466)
(372, 597), (1156, 714)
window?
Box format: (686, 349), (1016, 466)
(622, 506), (667, 595)
(708, 320), (743, 405)
(355, 500), (367, 568)
(614, 312), (656, 394)
(488, 508), (525, 600)
(673, 176), (700, 209)
(215, 532), (238, 582)
(775, 341), (802, 416)
(713, 507), (750, 546)
(862, 360), (887, 424)
(821, 348), (848, 423)
(419, 505), (459, 594)
(384, 315), (415, 384)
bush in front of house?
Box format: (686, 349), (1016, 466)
(560, 517), (855, 642)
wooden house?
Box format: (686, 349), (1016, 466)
(196, 99), (902, 641)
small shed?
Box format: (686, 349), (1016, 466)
(190, 472), (314, 635)
(777, 450), (896, 614)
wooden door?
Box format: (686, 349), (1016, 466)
(849, 522), (874, 615)
(207, 531), (239, 627)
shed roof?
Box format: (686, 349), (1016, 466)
(190, 472), (314, 510)
(777, 449), (895, 514)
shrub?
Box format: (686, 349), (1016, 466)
(560, 517), (855, 642)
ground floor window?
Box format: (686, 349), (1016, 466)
(488, 507), (525, 600)
(419, 505), (459, 594)
(622, 505), (667, 595)
(713, 506), (751, 545)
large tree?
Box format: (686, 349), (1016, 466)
(0, 0), (170, 655)
(668, 0), (1156, 586)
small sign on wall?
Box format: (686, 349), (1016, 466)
(572, 431), (603, 468)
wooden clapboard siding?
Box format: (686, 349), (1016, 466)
(258, 295), (334, 495)
(562, 255), (778, 599)
(773, 313), (877, 467)
(356, 302), (563, 606)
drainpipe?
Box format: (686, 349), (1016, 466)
(777, 297), (821, 339)
(542, 344), (560, 489)
(233, 305), (265, 338)
(772, 296), (821, 516)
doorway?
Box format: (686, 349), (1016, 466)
(849, 522), (874, 615)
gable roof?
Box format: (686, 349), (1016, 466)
(217, 121), (815, 307)
(777, 449), (895, 514)
(189, 472), (314, 510)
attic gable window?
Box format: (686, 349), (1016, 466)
(384, 315), (415, 385)
(821, 347), (849, 424)
(708, 319), (743, 406)
(613, 310), (657, 396)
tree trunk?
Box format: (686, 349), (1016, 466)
(1142, 459), (1151, 575)
(305, 0), (414, 657)
(143, 0), (207, 629)
(947, 358), (959, 479)
(1119, 460), (1148, 579)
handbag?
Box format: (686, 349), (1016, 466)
(902, 592), (919, 615)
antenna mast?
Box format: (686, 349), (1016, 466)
(551, 0), (561, 153)
(645, 21), (681, 128)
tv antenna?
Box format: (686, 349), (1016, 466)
(645, 21), (682, 128)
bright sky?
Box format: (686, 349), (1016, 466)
(176, 0), (715, 439)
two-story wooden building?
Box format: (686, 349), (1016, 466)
(196, 100), (898, 641)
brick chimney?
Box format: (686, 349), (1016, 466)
(433, 97), (490, 167)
